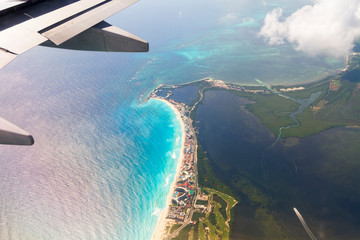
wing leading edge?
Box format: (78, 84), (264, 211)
(0, 0), (149, 145)
(0, 0), (149, 69)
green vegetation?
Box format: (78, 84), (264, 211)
(193, 221), (200, 240)
(225, 60), (360, 138)
(197, 144), (234, 197)
(281, 77), (360, 137)
(206, 189), (237, 219)
(172, 224), (192, 240)
(317, 80), (360, 122)
(226, 89), (299, 136)
(231, 176), (291, 239)
(234, 177), (269, 206)
(213, 194), (227, 220)
(196, 200), (208, 205)
(188, 83), (213, 128)
(165, 226), (170, 234)
(197, 188), (238, 240)
(281, 108), (337, 138)
(170, 224), (182, 234)
(255, 208), (289, 240)
(284, 79), (330, 99)
(245, 93), (298, 135)
(199, 223), (207, 240)
(208, 209), (217, 226)
(202, 189), (209, 195)
(172, 188), (237, 240)
(192, 211), (206, 222)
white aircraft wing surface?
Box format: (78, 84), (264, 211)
(0, 0), (149, 145)
(0, 0), (149, 69)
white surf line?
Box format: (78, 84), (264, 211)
(293, 207), (318, 240)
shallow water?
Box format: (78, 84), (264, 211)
(157, 85), (199, 105)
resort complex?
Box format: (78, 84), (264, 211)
(167, 99), (196, 222)
(150, 85), (238, 240)
(150, 93), (200, 220)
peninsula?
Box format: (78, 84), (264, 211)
(149, 91), (238, 240)
(148, 52), (360, 239)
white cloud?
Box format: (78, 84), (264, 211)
(259, 0), (360, 58)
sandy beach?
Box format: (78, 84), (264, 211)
(151, 97), (186, 240)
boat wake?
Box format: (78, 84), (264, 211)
(293, 207), (318, 240)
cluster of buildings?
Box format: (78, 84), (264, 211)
(194, 193), (210, 212)
(206, 79), (269, 94)
(211, 79), (305, 94)
(157, 98), (198, 222)
(149, 85), (215, 225)
(279, 87), (305, 92)
(205, 79), (228, 88)
(227, 83), (267, 93)
(168, 99), (197, 222)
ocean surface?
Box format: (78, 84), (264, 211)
(0, 0), (345, 239)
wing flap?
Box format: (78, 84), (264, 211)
(0, 1), (26, 12)
(28, 0), (107, 31)
(40, 0), (139, 46)
(100, 23), (149, 52)
(41, 21), (149, 52)
(0, 0), (107, 55)
(0, 26), (48, 54)
(0, 49), (17, 69)
(0, 0), (147, 70)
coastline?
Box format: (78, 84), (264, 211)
(151, 97), (186, 240)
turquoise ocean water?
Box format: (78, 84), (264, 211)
(0, 0), (344, 239)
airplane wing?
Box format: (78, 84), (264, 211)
(0, 0), (149, 145)
(0, 0), (149, 69)
(0, 118), (34, 146)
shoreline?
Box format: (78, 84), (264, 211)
(156, 69), (341, 91)
(151, 97), (186, 240)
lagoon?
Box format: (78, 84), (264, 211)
(196, 90), (360, 239)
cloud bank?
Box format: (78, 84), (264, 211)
(259, 0), (360, 58)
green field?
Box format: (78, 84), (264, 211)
(171, 188), (237, 240)
(226, 60), (360, 138)
(233, 91), (299, 136)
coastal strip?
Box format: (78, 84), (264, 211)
(151, 97), (198, 240)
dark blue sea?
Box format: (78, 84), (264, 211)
(0, 0), (344, 239)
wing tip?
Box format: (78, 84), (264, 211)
(0, 118), (35, 146)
